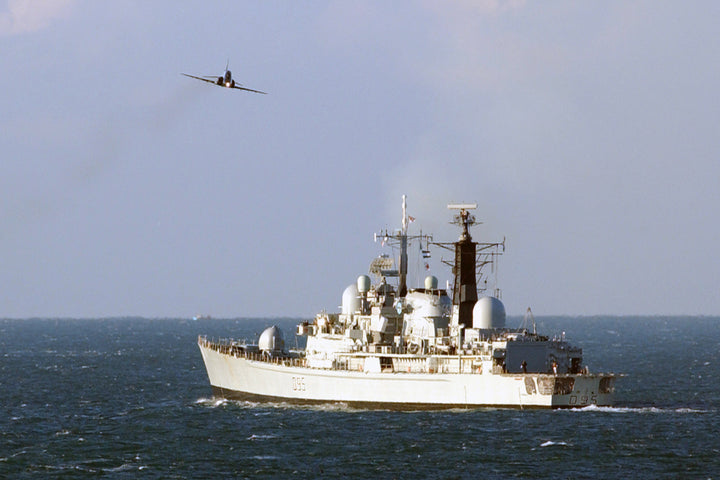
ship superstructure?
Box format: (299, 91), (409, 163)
(198, 196), (616, 408)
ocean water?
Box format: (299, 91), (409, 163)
(1, 316), (718, 479)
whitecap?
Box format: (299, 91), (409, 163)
(239, 400), (364, 413)
(540, 440), (568, 447)
(674, 407), (706, 413)
(193, 397), (227, 407)
(102, 463), (136, 473)
(567, 405), (707, 414)
(1, 450), (28, 462)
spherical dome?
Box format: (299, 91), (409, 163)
(424, 275), (439, 290)
(258, 325), (285, 352)
(472, 296), (506, 329)
(341, 283), (361, 315)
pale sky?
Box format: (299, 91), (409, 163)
(1, 1), (719, 318)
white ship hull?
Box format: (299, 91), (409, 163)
(199, 342), (614, 409)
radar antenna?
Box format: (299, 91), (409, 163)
(448, 203), (478, 242)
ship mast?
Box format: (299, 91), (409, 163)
(429, 203), (505, 329)
(374, 195), (432, 298)
(399, 195), (409, 297)
(448, 203), (479, 329)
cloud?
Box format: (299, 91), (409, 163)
(0, 0), (76, 36)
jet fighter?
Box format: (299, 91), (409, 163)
(182, 61), (266, 94)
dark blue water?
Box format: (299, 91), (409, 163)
(1, 317), (718, 479)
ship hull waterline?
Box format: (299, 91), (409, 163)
(199, 344), (614, 410)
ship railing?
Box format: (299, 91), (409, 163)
(200, 335), (493, 374)
(403, 334), (455, 355)
(198, 335), (308, 367)
(325, 352), (490, 375)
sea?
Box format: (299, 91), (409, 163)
(1, 316), (718, 479)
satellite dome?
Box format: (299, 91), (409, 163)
(472, 296), (506, 329)
(258, 326), (285, 353)
(424, 275), (439, 290)
(357, 275), (371, 294)
(341, 283), (361, 315)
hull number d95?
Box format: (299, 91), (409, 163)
(292, 377), (306, 392)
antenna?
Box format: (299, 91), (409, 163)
(447, 203), (478, 210)
(447, 202), (478, 241)
(521, 307), (536, 335)
(401, 195), (408, 233)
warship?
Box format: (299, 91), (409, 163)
(198, 196), (616, 409)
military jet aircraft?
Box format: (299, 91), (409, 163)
(182, 61), (267, 94)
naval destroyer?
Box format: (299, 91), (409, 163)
(198, 197), (616, 409)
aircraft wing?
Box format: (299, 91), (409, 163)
(232, 85), (267, 94)
(181, 73), (217, 84)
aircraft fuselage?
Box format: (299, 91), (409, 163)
(218, 70), (234, 88)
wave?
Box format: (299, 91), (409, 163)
(539, 440), (569, 447)
(194, 397), (228, 407)
(193, 397), (372, 413)
(21, 461), (148, 475)
(565, 404), (709, 414)
(102, 463), (148, 473)
(193, 396), (711, 415)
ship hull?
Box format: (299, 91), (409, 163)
(199, 343), (614, 409)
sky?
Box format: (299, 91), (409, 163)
(1, 0), (719, 318)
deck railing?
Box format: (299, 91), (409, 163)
(198, 335), (601, 380)
(198, 335), (308, 367)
